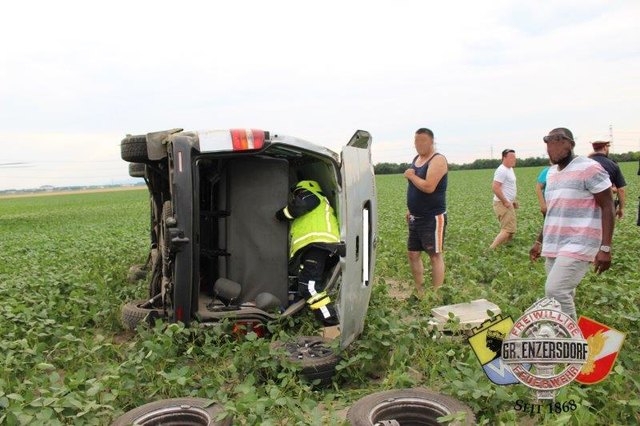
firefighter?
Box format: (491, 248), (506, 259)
(276, 180), (340, 326)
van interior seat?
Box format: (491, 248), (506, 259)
(219, 156), (290, 307)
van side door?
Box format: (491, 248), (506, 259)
(338, 130), (377, 348)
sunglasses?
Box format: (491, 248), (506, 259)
(543, 134), (574, 144)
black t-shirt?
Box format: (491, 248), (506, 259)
(590, 154), (626, 188)
(406, 154), (447, 216)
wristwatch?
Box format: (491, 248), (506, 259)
(599, 245), (611, 253)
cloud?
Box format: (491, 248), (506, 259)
(0, 1), (638, 189)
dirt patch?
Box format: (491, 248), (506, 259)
(333, 406), (349, 423)
(112, 330), (135, 345)
(316, 402), (349, 424)
(385, 278), (413, 300)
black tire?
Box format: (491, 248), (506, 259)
(121, 135), (149, 163)
(128, 162), (146, 178)
(121, 299), (164, 330)
(271, 336), (339, 386)
(111, 397), (231, 426)
(346, 388), (476, 426)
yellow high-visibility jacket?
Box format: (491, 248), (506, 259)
(285, 180), (340, 258)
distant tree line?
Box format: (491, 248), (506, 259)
(374, 151), (640, 174)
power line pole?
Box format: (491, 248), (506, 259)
(609, 124), (613, 154)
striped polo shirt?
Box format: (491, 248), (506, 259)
(542, 156), (611, 261)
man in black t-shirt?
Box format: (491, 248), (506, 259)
(588, 141), (627, 219)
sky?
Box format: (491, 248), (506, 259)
(1, 0), (639, 190)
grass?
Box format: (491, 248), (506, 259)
(0, 162), (638, 425)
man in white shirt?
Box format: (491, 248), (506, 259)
(490, 149), (518, 249)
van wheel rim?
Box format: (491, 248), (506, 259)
(286, 340), (332, 360)
(369, 397), (452, 425)
(133, 405), (211, 425)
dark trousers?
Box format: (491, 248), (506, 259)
(297, 247), (338, 325)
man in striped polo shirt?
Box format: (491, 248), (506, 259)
(529, 127), (615, 319)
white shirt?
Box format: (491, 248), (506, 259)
(493, 164), (517, 202)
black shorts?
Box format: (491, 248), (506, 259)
(407, 213), (447, 253)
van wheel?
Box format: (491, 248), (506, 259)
(121, 299), (163, 330)
(121, 135), (149, 163)
(271, 336), (339, 386)
(346, 388), (476, 425)
(128, 162), (146, 177)
(111, 397), (231, 426)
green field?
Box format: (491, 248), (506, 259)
(1, 162), (638, 425)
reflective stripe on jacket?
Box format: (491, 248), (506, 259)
(289, 183), (340, 258)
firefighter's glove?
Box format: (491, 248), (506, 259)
(275, 207), (293, 221)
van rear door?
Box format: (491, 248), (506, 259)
(338, 130), (377, 348)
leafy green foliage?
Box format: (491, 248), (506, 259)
(0, 162), (637, 424)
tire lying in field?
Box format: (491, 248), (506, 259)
(121, 299), (164, 330)
(271, 336), (339, 386)
(111, 397), (231, 426)
(128, 162), (146, 178)
(121, 134), (149, 163)
(346, 388), (476, 425)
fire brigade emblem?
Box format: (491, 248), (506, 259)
(502, 298), (588, 399)
(575, 317), (626, 384)
(468, 315), (523, 385)
(467, 298), (625, 402)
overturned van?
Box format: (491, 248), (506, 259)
(121, 128), (376, 348)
